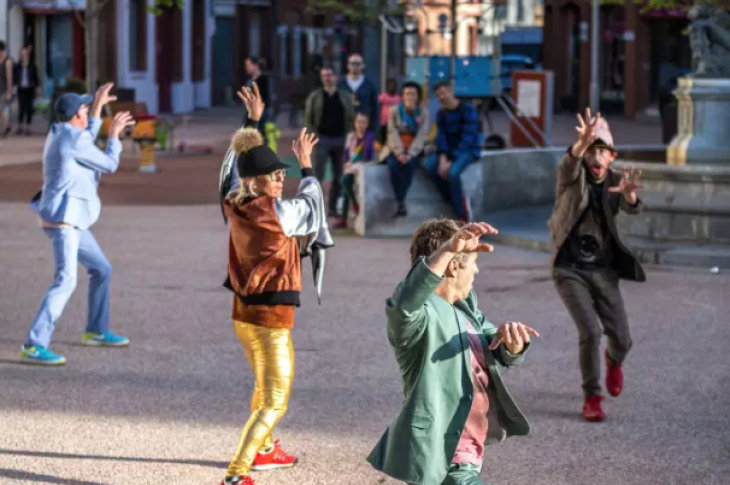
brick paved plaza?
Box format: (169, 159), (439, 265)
(0, 115), (727, 485)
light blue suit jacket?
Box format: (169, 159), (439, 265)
(31, 117), (122, 230)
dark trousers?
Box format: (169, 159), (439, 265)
(386, 153), (422, 203)
(423, 152), (477, 220)
(17, 88), (35, 125)
(313, 135), (345, 215)
(552, 266), (633, 397)
(341, 172), (357, 220)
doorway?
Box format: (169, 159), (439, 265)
(156, 8), (182, 113)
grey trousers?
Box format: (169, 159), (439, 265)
(552, 266), (633, 397)
(313, 134), (345, 215)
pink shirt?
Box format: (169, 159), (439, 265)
(378, 93), (402, 126)
(452, 319), (490, 466)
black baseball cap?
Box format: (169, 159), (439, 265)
(54, 92), (94, 122)
(236, 145), (289, 178)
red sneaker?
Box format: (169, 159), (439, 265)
(250, 440), (298, 471)
(352, 201), (360, 215)
(582, 395), (606, 422)
(332, 217), (348, 229)
(219, 476), (255, 485)
(606, 351), (624, 397)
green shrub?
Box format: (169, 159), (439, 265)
(64, 77), (87, 94)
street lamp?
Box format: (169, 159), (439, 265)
(589, 0), (600, 113)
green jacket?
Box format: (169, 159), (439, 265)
(367, 258), (531, 485)
(303, 88), (355, 137)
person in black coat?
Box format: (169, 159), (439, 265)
(14, 44), (39, 135)
(241, 57), (271, 140)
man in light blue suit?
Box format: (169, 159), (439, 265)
(21, 83), (136, 365)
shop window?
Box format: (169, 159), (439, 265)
(129, 0), (147, 71)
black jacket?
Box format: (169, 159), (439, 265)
(13, 63), (39, 90)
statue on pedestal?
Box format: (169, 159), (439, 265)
(688, 4), (730, 77)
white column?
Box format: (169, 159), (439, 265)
(0, 0), (6, 44)
(171, 0), (194, 112)
(8, 5), (24, 57)
(195, 0), (214, 108)
(117, 0), (159, 114)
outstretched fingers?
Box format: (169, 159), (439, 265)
(476, 242), (494, 253)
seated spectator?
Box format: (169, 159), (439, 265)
(335, 112), (378, 229)
(378, 78), (401, 143)
(424, 81), (483, 222)
(381, 81), (430, 217)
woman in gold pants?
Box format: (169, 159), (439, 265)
(218, 84), (332, 485)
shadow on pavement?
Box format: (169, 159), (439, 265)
(0, 449), (226, 469)
(0, 468), (110, 485)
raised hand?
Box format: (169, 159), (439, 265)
(95, 83), (117, 107)
(488, 321), (540, 354)
(572, 108), (601, 158)
(108, 111), (136, 139)
(292, 128), (319, 169)
(608, 165), (645, 202)
(447, 222), (499, 254)
(237, 82), (265, 122)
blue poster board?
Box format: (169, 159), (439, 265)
(428, 56), (451, 92)
(405, 57), (429, 85)
(454, 57), (496, 97)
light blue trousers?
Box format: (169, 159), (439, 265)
(26, 228), (112, 348)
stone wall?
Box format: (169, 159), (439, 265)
(354, 145), (674, 238)
(614, 161), (730, 243)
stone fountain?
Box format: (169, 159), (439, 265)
(615, 3), (730, 265)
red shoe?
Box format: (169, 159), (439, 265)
(352, 201), (360, 215)
(582, 395), (606, 422)
(219, 476), (255, 485)
(250, 440), (298, 471)
(332, 217), (348, 229)
(606, 351), (624, 397)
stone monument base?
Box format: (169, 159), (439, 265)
(614, 161), (730, 243)
(667, 77), (730, 165)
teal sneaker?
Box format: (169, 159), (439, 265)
(81, 332), (130, 347)
(19, 345), (66, 366)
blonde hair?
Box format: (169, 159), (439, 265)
(230, 128), (265, 205)
(234, 177), (259, 205)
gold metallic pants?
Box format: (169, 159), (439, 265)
(227, 322), (295, 477)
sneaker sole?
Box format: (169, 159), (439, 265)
(19, 356), (66, 366)
(80, 340), (130, 347)
(250, 460), (298, 471)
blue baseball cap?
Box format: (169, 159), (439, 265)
(54, 92), (94, 122)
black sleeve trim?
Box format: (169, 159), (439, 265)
(301, 167), (315, 178)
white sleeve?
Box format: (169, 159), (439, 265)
(274, 176), (324, 237)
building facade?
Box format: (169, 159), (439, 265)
(5, 0), (214, 114)
(116, 0), (214, 113)
(403, 0), (543, 59)
(543, 1), (690, 118)
(211, 0), (391, 107)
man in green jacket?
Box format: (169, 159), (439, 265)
(367, 219), (540, 485)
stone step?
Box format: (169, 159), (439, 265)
(353, 164), (454, 238)
(484, 205), (730, 269)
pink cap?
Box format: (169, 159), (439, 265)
(592, 117), (614, 150)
